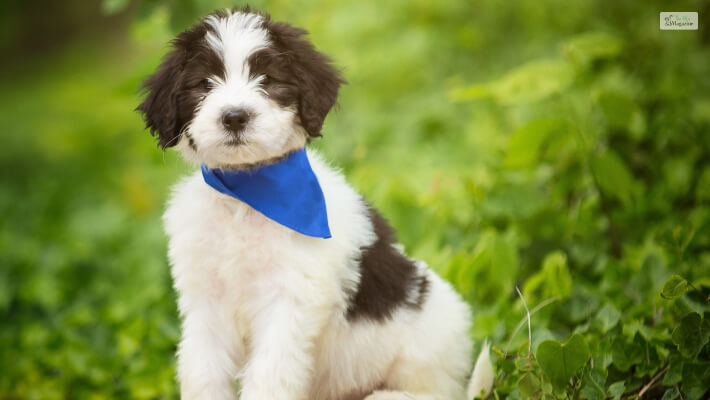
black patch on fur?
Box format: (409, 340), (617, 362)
(260, 16), (345, 138)
(346, 207), (430, 322)
(136, 16), (225, 148)
(248, 47), (301, 108)
(186, 133), (197, 151)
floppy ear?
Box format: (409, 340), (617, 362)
(136, 48), (186, 148)
(266, 21), (345, 138)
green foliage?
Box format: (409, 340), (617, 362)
(662, 275), (689, 300)
(523, 251), (572, 301)
(672, 313), (710, 359)
(536, 334), (590, 391)
(590, 149), (637, 207)
(2, 0), (710, 399)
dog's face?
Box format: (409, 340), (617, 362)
(137, 9), (343, 167)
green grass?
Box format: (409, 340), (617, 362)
(1, 0), (709, 398)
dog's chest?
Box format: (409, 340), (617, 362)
(164, 174), (311, 305)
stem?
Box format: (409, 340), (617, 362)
(687, 281), (710, 302)
(505, 296), (561, 354)
(638, 364), (669, 398)
(515, 286), (532, 355)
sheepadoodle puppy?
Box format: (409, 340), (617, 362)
(137, 7), (492, 400)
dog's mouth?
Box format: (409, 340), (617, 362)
(221, 131), (249, 147)
(223, 137), (245, 147)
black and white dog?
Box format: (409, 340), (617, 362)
(138, 7), (492, 400)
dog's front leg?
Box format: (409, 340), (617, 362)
(178, 300), (243, 400)
(240, 294), (327, 400)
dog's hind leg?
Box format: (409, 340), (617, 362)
(363, 273), (479, 400)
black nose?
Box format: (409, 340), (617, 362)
(221, 109), (250, 134)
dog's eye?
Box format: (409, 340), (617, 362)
(261, 75), (273, 85)
(200, 79), (213, 90)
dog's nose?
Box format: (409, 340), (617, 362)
(221, 109), (250, 134)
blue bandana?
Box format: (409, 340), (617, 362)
(201, 148), (331, 238)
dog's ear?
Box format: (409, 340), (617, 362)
(266, 21), (345, 138)
(137, 47), (187, 149)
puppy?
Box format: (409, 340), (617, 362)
(138, 7), (492, 400)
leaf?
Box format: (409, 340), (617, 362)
(596, 91), (640, 131)
(517, 372), (541, 398)
(455, 59), (575, 104)
(492, 59), (575, 105)
(671, 313), (710, 359)
(663, 354), (684, 386)
(611, 337), (643, 372)
(504, 119), (572, 168)
(681, 361), (710, 400)
(481, 183), (547, 219)
(580, 368), (606, 400)
(595, 303), (621, 332)
(592, 340), (613, 369)
(524, 251), (573, 301)
(661, 275), (688, 300)
(564, 32), (623, 64)
(590, 149), (636, 206)
(453, 231), (519, 304)
(661, 387), (681, 400)
(536, 334), (591, 390)
(622, 320), (654, 341)
(608, 381), (626, 400)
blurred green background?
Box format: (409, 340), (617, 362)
(1, 0), (709, 399)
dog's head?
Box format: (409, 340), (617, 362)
(137, 8), (344, 168)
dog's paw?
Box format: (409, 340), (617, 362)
(364, 391), (416, 400)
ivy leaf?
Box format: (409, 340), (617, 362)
(481, 183), (547, 219)
(453, 59), (574, 104)
(493, 59), (574, 104)
(661, 275), (688, 300)
(592, 340), (613, 369)
(536, 334), (590, 390)
(681, 361), (710, 400)
(454, 230), (519, 304)
(504, 119), (571, 168)
(596, 91), (641, 132)
(523, 251), (573, 301)
(611, 336), (643, 372)
(590, 150), (636, 207)
(595, 303), (621, 332)
(608, 381), (626, 400)
(580, 368), (606, 400)
(663, 354), (684, 386)
(671, 313), (710, 359)
(517, 372), (541, 398)
(661, 387), (681, 400)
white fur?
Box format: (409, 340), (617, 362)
(161, 9), (493, 400)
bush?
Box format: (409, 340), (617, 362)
(0, 0), (708, 398)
